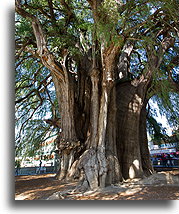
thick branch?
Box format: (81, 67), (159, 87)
(15, 74), (51, 104)
(168, 70), (179, 92)
(15, 0), (65, 81)
(87, 0), (103, 9)
(48, 0), (57, 27)
(167, 55), (179, 91)
(44, 118), (60, 128)
(59, 0), (75, 26)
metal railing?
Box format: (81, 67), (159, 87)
(15, 166), (58, 176)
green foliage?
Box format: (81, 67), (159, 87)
(94, 0), (123, 47)
(15, 160), (21, 168)
(148, 92), (179, 145)
(147, 113), (166, 144)
(156, 93), (179, 128)
(15, 16), (33, 39)
(16, 119), (51, 157)
(15, 61), (59, 157)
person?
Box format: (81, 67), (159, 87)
(36, 160), (42, 174)
(167, 154), (173, 166)
(161, 154), (167, 167)
(40, 166), (43, 174)
(39, 160), (42, 168)
(43, 165), (46, 173)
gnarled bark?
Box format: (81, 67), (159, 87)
(116, 78), (153, 180)
(116, 82), (143, 179)
(52, 70), (80, 180)
(70, 43), (122, 190)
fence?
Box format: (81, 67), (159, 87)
(152, 158), (179, 168)
(15, 166), (58, 176)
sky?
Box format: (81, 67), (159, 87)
(149, 99), (173, 136)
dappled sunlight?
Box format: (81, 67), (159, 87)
(16, 185), (65, 200)
(133, 159), (140, 170)
(174, 193), (179, 197)
(129, 159), (140, 179)
(116, 185), (179, 200)
(128, 94), (142, 114)
(15, 174), (55, 181)
(15, 174), (77, 200)
(129, 165), (135, 179)
(15, 193), (31, 200)
(120, 187), (142, 196)
(15, 173), (179, 200)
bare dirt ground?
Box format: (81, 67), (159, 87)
(15, 170), (179, 200)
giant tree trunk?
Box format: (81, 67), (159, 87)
(13, 6), (81, 181)
(116, 82), (143, 179)
(116, 80), (152, 180)
(69, 44), (122, 191)
(105, 86), (122, 185)
(72, 76), (121, 190)
(54, 54), (93, 181)
(51, 72), (79, 180)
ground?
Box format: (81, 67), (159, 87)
(15, 170), (179, 200)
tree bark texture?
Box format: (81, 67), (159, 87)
(116, 80), (153, 180)
(70, 44), (123, 190)
(139, 100), (154, 176)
